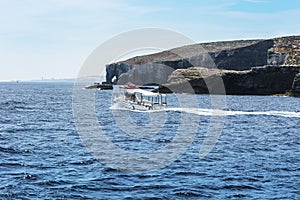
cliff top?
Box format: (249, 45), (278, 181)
(121, 36), (300, 65)
(122, 39), (261, 65)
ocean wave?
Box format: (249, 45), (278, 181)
(0, 146), (21, 154)
(0, 100), (36, 111)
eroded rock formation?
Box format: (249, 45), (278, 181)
(157, 66), (300, 95)
(105, 63), (132, 84)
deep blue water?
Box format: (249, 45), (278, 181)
(0, 82), (299, 199)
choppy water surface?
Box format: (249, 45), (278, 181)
(0, 82), (299, 199)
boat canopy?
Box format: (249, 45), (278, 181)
(124, 89), (165, 97)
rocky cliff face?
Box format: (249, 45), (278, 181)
(210, 40), (274, 70)
(270, 36), (300, 65)
(117, 62), (174, 85)
(104, 35), (300, 96)
(157, 66), (300, 95)
(104, 36), (300, 85)
(105, 63), (132, 84)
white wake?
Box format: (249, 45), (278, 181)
(166, 108), (300, 118)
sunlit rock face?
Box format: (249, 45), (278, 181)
(291, 73), (300, 96)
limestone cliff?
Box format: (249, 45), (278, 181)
(104, 63), (132, 84)
(104, 36), (300, 85)
(103, 35), (300, 96)
(157, 66), (300, 95)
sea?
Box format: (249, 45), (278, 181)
(0, 82), (299, 199)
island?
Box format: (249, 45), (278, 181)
(101, 35), (300, 96)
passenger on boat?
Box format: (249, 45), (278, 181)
(131, 94), (136, 102)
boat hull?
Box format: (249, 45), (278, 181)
(116, 100), (165, 111)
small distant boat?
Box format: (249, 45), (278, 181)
(85, 83), (113, 90)
(113, 84), (167, 111)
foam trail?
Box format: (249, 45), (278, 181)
(167, 108), (300, 118)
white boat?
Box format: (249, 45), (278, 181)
(112, 84), (167, 111)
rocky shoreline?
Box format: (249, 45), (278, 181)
(155, 65), (300, 96)
(102, 35), (300, 96)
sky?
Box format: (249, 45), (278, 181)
(0, 0), (299, 81)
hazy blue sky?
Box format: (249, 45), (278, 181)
(0, 0), (299, 81)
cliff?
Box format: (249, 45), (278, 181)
(156, 66), (300, 95)
(103, 35), (300, 96)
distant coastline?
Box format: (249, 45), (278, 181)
(29, 78), (75, 83)
(0, 78), (76, 83)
